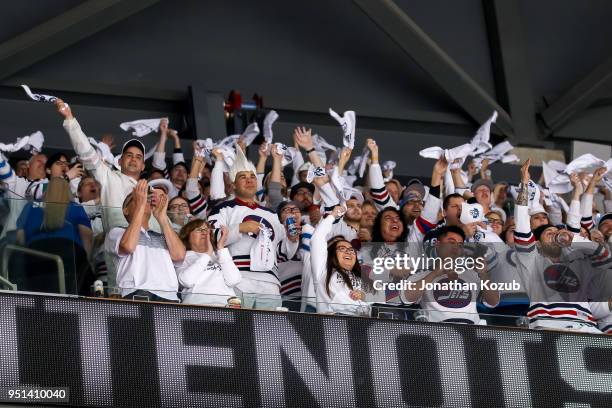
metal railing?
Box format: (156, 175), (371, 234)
(2, 244), (66, 294)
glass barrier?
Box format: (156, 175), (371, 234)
(0, 196), (606, 335)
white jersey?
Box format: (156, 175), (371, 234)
(401, 269), (496, 324)
(513, 205), (612, 329)
(207, 198), (297, 285)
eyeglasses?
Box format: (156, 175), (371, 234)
(194, 227), (209, 233)
(486, 218), (503, 226)
(54, 160), (69, 167)
(336, 246), (356, 254)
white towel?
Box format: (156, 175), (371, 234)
(239, 122), (260, 146)
(119, 118), (166, 137)
(21, 85), (58, 103)
(0, 131), (45, 154)
(329, 108), (356, 150)
(263, 110), (278, 144)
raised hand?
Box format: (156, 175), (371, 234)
(258, 142), (270, 158)
(294, 127), (314, 151)
(520, 158), (531, 185)
(101, 133), (115, 149)
(331, 205), (346, 219)
(217, 226), (229, 249)
(592, 167), (607, 184)
(366, 138), (379, 163)
(55, 99), (73, 120)
(133, 179), (149, 210)
(159, 118), (169, 135)
(66, 163), (84, 180)
(152, 191), (169, 221)
(433, 157), (449, 177)
(212, 148), (224, 162)
(570, 173), (584, 196)
(271, 143), (283, 161)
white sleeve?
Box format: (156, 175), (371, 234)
(104, 227), (127, 258)
(368, 163), (397, 210)
(172, 151), (185, 165)
(63, 118), (103, 171)
(566, 199), (581, 232)
(210, 160), (226, 200)
(217, 248), (242, 287)
(318, 182), (340, 210)
(153, 152), (167, 171)
(311, 215), (334, 287)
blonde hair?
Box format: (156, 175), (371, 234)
(43, 177), (72, 231)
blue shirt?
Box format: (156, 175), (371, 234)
(17, 201), (91, 248)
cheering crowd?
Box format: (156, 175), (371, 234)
(0, 95), (611, 335)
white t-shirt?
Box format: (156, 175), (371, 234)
(105, 227), (179, 301)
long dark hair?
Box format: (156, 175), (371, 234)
(325, 237), (362, 296)
(371, 207), (408, 242)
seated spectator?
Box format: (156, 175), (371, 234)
(177, 219), (241, 306)
(105, 180), (186, 302)
(16, 177), (93, 294)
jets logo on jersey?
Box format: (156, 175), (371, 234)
(469, 208), (480, 219)
(433, 277), (472, 308)
(242, 215), (275, 241)
(543, 264), (579, 293)
(473, 231), (485, 242)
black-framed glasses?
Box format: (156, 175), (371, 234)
(336, 246), (356, 254)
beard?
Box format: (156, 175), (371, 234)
(540, 243), (562, 258)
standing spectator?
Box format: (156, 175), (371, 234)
(401, 225), (500, 324)
(310, 205), (370, 315)
(105, 180), (185, 302)
(208, 146), (298, 309)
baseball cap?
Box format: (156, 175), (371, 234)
(404, 178), (426, 197)
(598, 212), (612, 228)
(528, 205), (548, 217)
(470, 178), (493, 193)
(399, 190), (423, 208)
(122, 139), (146, 156)
(148, 178), (174, 194)
(289, 182), (315, 199)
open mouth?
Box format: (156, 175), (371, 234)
(390, 224), (400, 231)
(343, 255), (353, 261)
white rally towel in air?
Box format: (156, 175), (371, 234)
(88, 138), (115, 166)
(195, 138), (214, 164)
(473, 140), (519, 167)
(382, 160), (396, 182)
(0, 131), (45, 155)
(312, 134), (337, 153)
(358, 147), (370, 178)
(239, 122), (260, 146)
(419, 144), (473, 169)
(469, 111), (496, 156)
(542, 160), (572, 194)
(263, 110), (279, 144)
(274, 143), (296, 167)
(329, 108), (356, 150)
(119, 118), (167, 137)
(347, 155), (361, 176)
(21, 85), (58, 103)
(565, 153), (606, 175)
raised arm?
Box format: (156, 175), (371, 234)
(152, 119), (169, 173)
(56, 99), (106, 175)
(366, 138), (397, 210)
(185, 152), (208, 219)
(152, 192), (186, 262)
(168, 129), (185, 165)
(118, 180), (148, 255)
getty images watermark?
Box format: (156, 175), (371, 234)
(369, 252), (521, 292)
